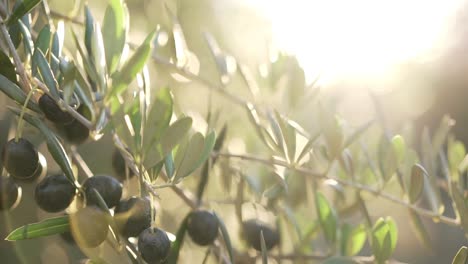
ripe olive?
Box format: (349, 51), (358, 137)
(114, 196), (152, 237)
(242, 219), (279, 251)
(63, 105), (90, 145)
(2, 138), (39, 180)
(112, 148), (135, 181)
(38, 94), (74, 124)
(34, 174), (76, 212)
(186, 210), (219, 246)
(81, 175), (122, 208)
(0, 176), (20, 210)
(138, 227), (171, 264)
(70, 206), (109, 248)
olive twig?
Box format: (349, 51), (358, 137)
(15, 87), (37, 142)
(213, 151), (460, 227)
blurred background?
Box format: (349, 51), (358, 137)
(1, 0), (468, 263)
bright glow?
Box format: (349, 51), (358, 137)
(250, 0), (463, 84)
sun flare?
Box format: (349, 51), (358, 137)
(251, 0), (463, 84)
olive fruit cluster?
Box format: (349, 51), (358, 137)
(242, 219), (280, 251)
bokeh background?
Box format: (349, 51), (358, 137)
(1, 0), (468, 263)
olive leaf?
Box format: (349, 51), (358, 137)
(0, 50), (17, 85)
(167, 214), (189, 264)
(452, 246), (468, 264)
(214, 212), (234, 263)
(108, 30), (156, 98)
(0, 74), (41, 112)
(17, 20), (34, 56)
(408, 164), (426, 203)
(33, 49), (59, 98)
(315, 191), (337, 244)
(6, 0), (42, 26)
(35, 24), (52, 54)
(102, 0), (128, 74)
(341, 224), (366, 256)
(371, 217), (398, 264)
(5, 215), (70, 241)
(143, 87), (173, 151)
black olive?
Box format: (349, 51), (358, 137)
(114, 196), (152, 237)
(2, 138), (39, 180)
(38, 94), (74, 124)
(70, 206), (109, 248)
(112, 148), (135, 181)
(0, 176), (20, 210)
(186, 210), (219, 246)
(138, 227), (171, 264)
(81, 175), (122, 208)
(242, 219), (279, 251)
(63, 105), (90, 145)
(34, 174), (76, 212)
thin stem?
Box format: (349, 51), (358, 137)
(70, 145), (93, 178)
(214, 151), (460, 227)
(15, 87), (36, 141)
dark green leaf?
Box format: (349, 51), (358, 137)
(408, 164), (426, 203)
(167, 214), (189, 264)
(6, 0), (42, 26)
(315, 192), (337, 244)
(102, 0), (127, 74)
(35, 24), (51, 54)
(84, 5), (95, 57)
(5, 216), (69, 241)
(214, 212), (234, 263)
(33, 49), (59, 98)
(452, 246), (468, 264)
(108, 30), (156, 98)
(0, 74), (40, 112)
(196, 162), (209, 201)
(213, 124), (227, 153)
(0, 50), (17, 84)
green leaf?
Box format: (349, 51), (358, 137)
(322, 257), (360, 264)
(33, 49), (59, 98)
(448, 139), (466, 182)
(371, 217), (398, 264)
(391, 135), (406, 165)
(315, 192), (337, 244)
(91, 22), (108, 92)
(266, 110), (284, 152)
(260, 230), (268, 264)
(408, 164), (426, 203)
(102, 0), (127, 74)
(6, 0), (42, 26)
(451, 183), (468, 235)
(108, 30), (156, 98)
(5, 216), (69, 241)
(10, 110), (75, 185)
(341, 224), (366, 256)
(173, 131), (216, 183)
(167, 214), (189, 264)
(274, 110), (296, 163)
(35, 24), (52, 54)
(51, 29), (61, 75)
(0, 50), (18, 84)
(84, 5), (95, 57)
(143, 88), (173, 151)
(164, 153), (175, 179)
(452, 246), (468, 264)
(213, 124), (228, 153)
(144, 117), (192, 169)
(17, 20), (34, 56)
(214, 212), (234, 263)
(408, 209), (432, 250)
(0, 74), (40, 112)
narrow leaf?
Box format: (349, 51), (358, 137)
(408, 164), (426, 203)
(0, 50), (17, 84)
(214, 212), (234, 263)
(260, 231), (268, 264)
(0, 74), (40, 112)
(315, 192), (337, 244)
(5, 216), (69, 241)
(143, 88), (173, 151)
(167, 214), (189, 264)
(33, 49), (59, 97)
(452, 246), (468, 264)
(408, 209), (432, 250)
(102, 0), (127, 73)
(109, 30), (156, 98)
(6, 0), (42, 26)
(35, 24), (52, 54)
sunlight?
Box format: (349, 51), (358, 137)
(250, 0), (463, 85)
